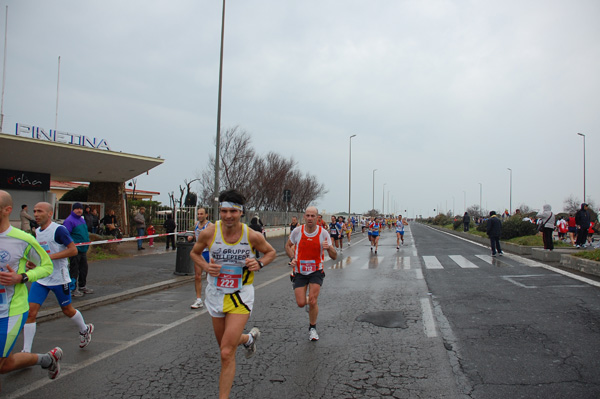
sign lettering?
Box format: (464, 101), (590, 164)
(15, 123), (111, 150)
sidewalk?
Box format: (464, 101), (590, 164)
(37, 234), (289, 323)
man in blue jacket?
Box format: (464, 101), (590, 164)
(63, 203), (93, 297)
(486, 211), (503, 257)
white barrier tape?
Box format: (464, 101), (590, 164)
(74, 232), (182, 247)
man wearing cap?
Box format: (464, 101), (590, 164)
(63, 203), (93, 297)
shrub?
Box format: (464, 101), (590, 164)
(501, 216), (537, 240)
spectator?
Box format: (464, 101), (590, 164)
(462, 212), (470, 232)
(20, 204), (36, 232)
(249, 216), (265, 257)
(83, 205), (94, 233)
(575, 203), (591, 248)
(134, 207), (146, 250)
(163, 214), (176, 250)
(556, 216), (568, 242)
(536, 204), (555, 251)
(63, 202), (93, 297)
(90, 209), (100, 234)
(567, 213), (577, 246)
(486, 211), (503, 257)
(101, 209), (118, 236)
(147, 224), (156, 247)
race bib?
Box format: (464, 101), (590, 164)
(299, 260), (317, 275)
(215, 264), (243, 293)
(41, 244), (51, 255)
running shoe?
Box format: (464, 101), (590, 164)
(71, 290), (84, 298)
(46, 347), (63, 379)
(396, 246), (399, 250)
(245, 327), (260, 359)
(309, 328), (319, 341)
(498, 252), (504, 256)
(79, 286), (94, 294)
(79, 323), (94, 348)
(491, 253), (497, 257)
(191, 298), (204, 309)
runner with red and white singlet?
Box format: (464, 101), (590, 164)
(286, 206), (337, 342)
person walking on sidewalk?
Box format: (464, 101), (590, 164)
(22, 202), (94, 353)
(20, 204), (36, 233)
(63, 203), (93, 297)
(0, 190), (62, 385)
(286, 206), (338, 342)
(187, 208), (212, 309)
(190, 189), (276, 399)
(134, 207), (146, 250)
(163, 214), (176, 250)
(536, 204), (555, 251)
(486, 211), (503, 256)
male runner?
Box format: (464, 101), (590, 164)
(0, 190), (62, 387)
(316, 214), (328, 231)
(22, 202), (94, 352)
(286, 206), (337, 341)
(395, 214), (409, 249)
(190, 189), (275, 399)
(187, 207), (212, 309)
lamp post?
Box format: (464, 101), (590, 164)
(382, 183), (386, 216)
(577, 133), (586, 203)
(507, 168), (512, 215)
(348, 134), (356, 218)
(479, 183), (482, 218)
(213, 0), (227, 220)
(372, 169), (377, 211)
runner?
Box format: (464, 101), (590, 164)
(345, 216), (353, 246)
(285, 206), (337, 341)
(369, 217), (381, 253)
(188, 207), (213, 309)
(329, 216), (341, 251)
(367, 217), (374, 248)
(395, 214), (409, 249)
(0, 190), (62, 386)
(22, 202), (94, 353)
(189, 189), (275, 399)
(337, 216), (346, 252)
(316, 214), (328, 231)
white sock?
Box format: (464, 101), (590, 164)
(71, 309), (88, 333)
(244, 333), (254, 347)
(22, 322), (36, 353)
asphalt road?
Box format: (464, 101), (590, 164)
(4, 223), (600, 398)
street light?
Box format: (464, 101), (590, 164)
(213, 0), (227, 219)
(507, 168), (512, 215)
(577, 133), (586, 203)
(479, 182), (482, 218)
(372, 169), (377, 211)
(348, 134), (356, 219)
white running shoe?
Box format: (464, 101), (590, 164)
(46, 347), (63, 379)
(309, 328), (319, 341)
(245, 327), (260, 359)
(79, 323), (94, 348)
(191, 298), (204, 309)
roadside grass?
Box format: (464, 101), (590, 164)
(88, 246), (125, 262)
(572, 249), (600, 262)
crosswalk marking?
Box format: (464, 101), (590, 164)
(393, 256), (411, 270)
(448, 255), (479, 269)
(423, 256), (443, 269)
(475, 254), (493, 264)
(361, 256), (384, 269)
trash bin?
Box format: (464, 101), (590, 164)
(174, 238), (195, 276)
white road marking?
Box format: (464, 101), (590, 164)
(423, 256), (443, 269)
(415, 269), (424, 280)
(420, 297), (437, 337)
(475, 254), (493, 264)
(448, 255), (479, 269)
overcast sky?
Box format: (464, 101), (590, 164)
(2, 0), (599, 218)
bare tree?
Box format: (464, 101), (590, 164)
(195, 127), (325, 212)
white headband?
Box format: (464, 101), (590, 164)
(220, 202), (244, 211)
